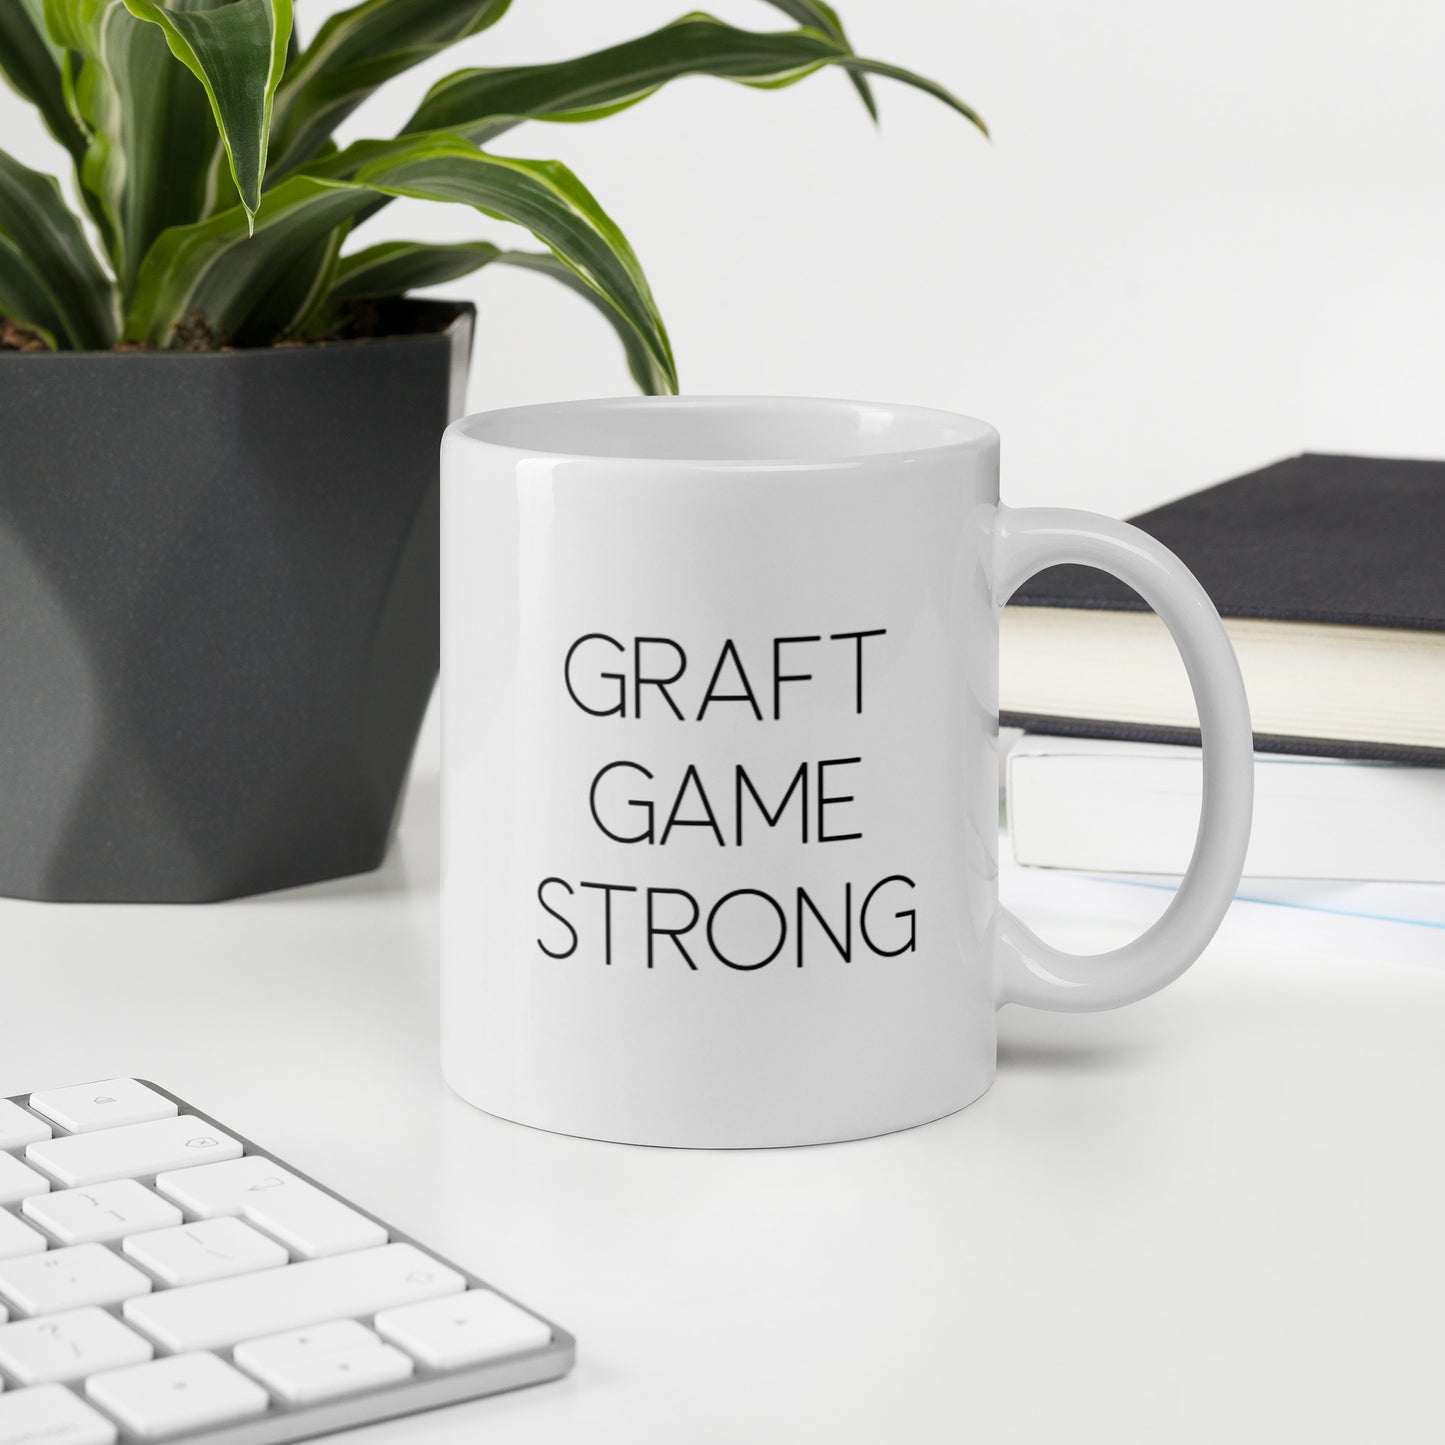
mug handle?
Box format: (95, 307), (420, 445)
(993, 505), (1254, 1011)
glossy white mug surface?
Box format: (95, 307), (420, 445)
(441, 398), (1252, 1147)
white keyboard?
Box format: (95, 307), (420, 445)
(0, 1081), (572, 1443)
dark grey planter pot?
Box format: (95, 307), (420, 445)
(0, 300), (473, 903)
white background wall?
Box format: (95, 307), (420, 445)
(5, 0), (1445, 517)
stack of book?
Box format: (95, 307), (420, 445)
(1002, 452), (1445, 883)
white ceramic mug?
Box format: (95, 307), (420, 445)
(441, 398), (1253, 1148)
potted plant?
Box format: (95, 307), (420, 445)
(0, 0), (983, 903)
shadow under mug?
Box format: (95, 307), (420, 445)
(440, 397), (1253, 1148)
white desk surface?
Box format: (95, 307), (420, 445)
(3, 714), (1443, 1445)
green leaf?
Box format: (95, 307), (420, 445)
(0, 0), (88, 157)
(757, 0), (876, 119)
(122, 0), (293, 226)
(125, 175), (361, 346)
(245, 221), (347, 345)
(269, 0), (511, 176)
(404, 12), (985, 143)
(0, 237), (63, 348)
(836, 56), (986, 136)
(334, 137), (675, 387)
(327, 240), (673, 393)
(488, 250), (675, 396)
(329, 239), (501, 301)
(44, 0), (236, 296)
(124, 134), (676, 392)
(0, 148), (118, 349)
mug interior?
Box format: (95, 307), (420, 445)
(450, 396), (996, 466)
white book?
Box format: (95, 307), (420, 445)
(1006, 734), (1445, 882)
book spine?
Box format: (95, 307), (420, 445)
(1000, 713), (1445, 768)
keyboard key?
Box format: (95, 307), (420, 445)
(0, 1384), (117, 1445)
(157, 1156), (386, 1259)
(0, 1155), (50, 1207)
(86, 1352), (268, 1440)
(123, 1218), (288, 1286)
(376, 1290), (553, 1370)
(23, 1181), (181, 1246)
(124, 1243), (464, 1352)
(235, 1322), (414, 1405)
(26, 1116), (241, 1188)
(0, 1244), (153, 1317)
(28, 1080), (176, 1135)
(0, 1211), (46, 1261)
(0, 1101), (50, 1151)
(0, 1306), (153, 1384)
(233, 1318), (378, 1370)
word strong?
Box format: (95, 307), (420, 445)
(539, 628), (920, 972)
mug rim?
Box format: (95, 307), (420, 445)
(445, 395), (999, 471)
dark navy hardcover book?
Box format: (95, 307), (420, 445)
(1003, 453), (1445, 764)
